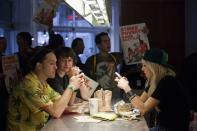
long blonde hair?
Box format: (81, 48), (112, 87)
(143, 60), (176, 96)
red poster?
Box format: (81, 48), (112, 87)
(1, 55), (22, 93)
(120, 23), (150, 65)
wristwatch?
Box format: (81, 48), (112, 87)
(126, 90), (137, 101)
(67, 84), (77, 92)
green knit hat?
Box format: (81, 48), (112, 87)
(143, 48), (173, 69)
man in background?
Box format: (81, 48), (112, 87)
(16, 32), (34, 76)
(71, 38), (86, 72)
(85, 32), (122, 100)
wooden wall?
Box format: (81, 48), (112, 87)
(121, 0), (185, 76)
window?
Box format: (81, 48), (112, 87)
(35, 0), (120, 63)
(53, 3), (92, 27)
(0, 28), (4, 36)
(36, 2), (109, 63)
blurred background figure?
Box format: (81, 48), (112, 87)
(16, 32), (34, 76)
(0, 36), (7, 55)
(71, 37), (86, 72)
(47, 33), (65, 50)
(0, 36), (9, 131)
(182, 52), (197, 112)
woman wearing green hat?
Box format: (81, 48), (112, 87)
(115, 48), (190, 131)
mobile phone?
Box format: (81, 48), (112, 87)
(115, 72), (122, 78)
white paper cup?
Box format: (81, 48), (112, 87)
(88, 98), (99, 116)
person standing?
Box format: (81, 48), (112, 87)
(71, 38), (86, 72)
(85, 32), (122, 100)
(16, 32), (34, 76)
(47, 33), (65, 50)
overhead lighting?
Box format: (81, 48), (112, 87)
(92, 10), (101, 14)
(64, 0), (110, 27)
(89, 4), (100, 10)
(97, 20), (105, 24)
(64, 34), (69, 40)
(86, 0), (96, 5)
(94, 13), (103, 17)
(97, 0), (105, 10)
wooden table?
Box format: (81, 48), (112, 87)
(41, 114), (149, 131)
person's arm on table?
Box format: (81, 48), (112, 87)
(115, 77), (159, 115)
(44, 74), (83, 118)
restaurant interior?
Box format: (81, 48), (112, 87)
(0, 0), (197, 130)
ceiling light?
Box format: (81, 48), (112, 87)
(64, 0), (110, 26)
(97, 20), (105, 23)
(97, 0), (105, 10)
(86, 0), (96, 5)
(94, 13), (103, 17)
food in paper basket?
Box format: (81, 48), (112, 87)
(114, 100), (141, 120)
(117, 103), (132, 112)
(114, 100), (132, 114)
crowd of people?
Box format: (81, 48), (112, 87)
(0, 31), (195, 131)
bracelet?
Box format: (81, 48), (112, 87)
(126, 90), (137, 101)
(67, 84), (77, 92)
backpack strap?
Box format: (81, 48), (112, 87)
(93, 55), (97, 76)
(109, 53), (117, 65)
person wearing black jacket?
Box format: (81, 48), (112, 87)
(115, 48), (190, 131)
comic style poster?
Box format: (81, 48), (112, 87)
(120, 23), (150, 65)
(1, 55), (22, 93)
(33, 0), (61, 26)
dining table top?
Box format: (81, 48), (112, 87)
(41, 113), (149, 131)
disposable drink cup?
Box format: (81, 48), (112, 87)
(89, 98), (99, 116)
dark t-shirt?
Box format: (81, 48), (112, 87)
(85, 52), (123, 100)
(47, 74), (69, 95)
(150, 76), (190, 130)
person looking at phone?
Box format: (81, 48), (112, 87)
(47, 47), (90, 101)
(7, 48), (84, 131)
(115, 48), (190, 131)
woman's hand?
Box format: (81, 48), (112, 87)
(114, 76), (131, 93)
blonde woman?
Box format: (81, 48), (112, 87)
(115, 48), (190, 131)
